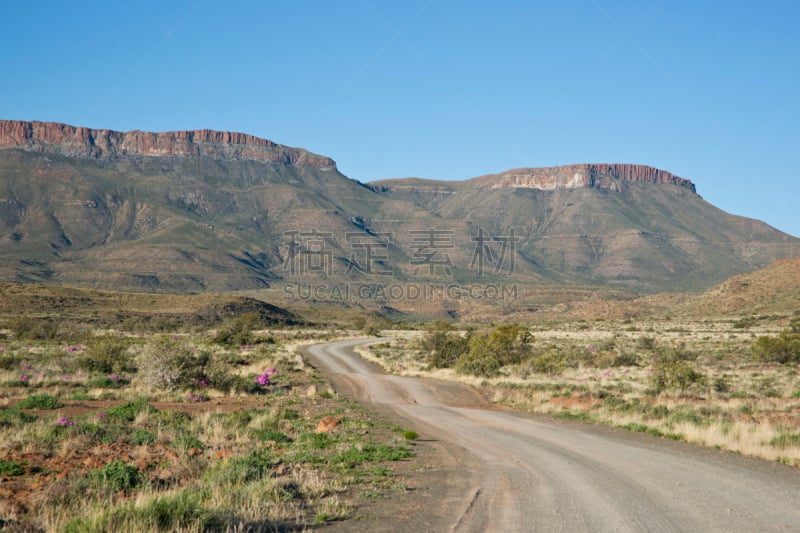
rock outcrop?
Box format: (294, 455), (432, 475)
(0, 120), (336, 169)
(472, 164), (696, 193)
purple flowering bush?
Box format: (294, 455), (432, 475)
(254, 367), (277, 387)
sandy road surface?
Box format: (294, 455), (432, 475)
(304, 339), (800, 532)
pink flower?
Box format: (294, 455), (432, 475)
(108, 374), (121, 382)
(56, 417), (74, 427)
(96, 412), (107, 420)
(19, 375), (30, 382)
(187, 393), (208, 402)
(21, 364), (33, 371)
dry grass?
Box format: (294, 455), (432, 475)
(366, 318), (800, 466)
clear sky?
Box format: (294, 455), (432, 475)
(1, 1), (799, 236)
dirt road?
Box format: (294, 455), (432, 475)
(304, 339), (800, 532)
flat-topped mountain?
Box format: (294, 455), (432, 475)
(372, 163), (696, 193)
(0, 119), (798, 297)
(0, 120), (336, 168)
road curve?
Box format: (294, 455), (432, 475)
(304, 339), (800, 532)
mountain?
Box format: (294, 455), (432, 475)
(1, 119), (798, 298)
(674, 257), (800, 317)
(371, 166), (800, 292)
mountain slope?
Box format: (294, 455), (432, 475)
(675, 257), (800, 317)
(1, 119), (798, 294)
(371, 166), (800, 291)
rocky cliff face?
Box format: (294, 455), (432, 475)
(473, 164), (696, 193)
(0, 120), (336, 169)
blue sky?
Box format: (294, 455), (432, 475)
(1, 1), (799, 236)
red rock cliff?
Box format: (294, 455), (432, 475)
(473, 164), (696, 193)
(0, 120), (336, 168)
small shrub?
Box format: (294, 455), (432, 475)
(8, 316), (62, 340)
(611, 351), (639, 367)
(106, 397), (155, 423)
(753, 331), (800, 364)
(707, 375), (729, 393)
(17, 393), (63, 410)
(0, 407), (38, 427)
(138, 337), (209, 391)
(427, 332), (469, 369)
(90, 460), (140, 492)
(215, 449), (274, 483)
(79, 337), (133, 374)
(525, 348), (568, 375)
(0, 459), (25, 476)
(213, 313), (262, 347)
(173, 435), (204, 451)
(636, 336), (657, 350)
(733, 316), (757, 329)
(403, 430), (419, 440)
(670, 407), (707, 426)
(0, 353), (23, 370)
(330, 444), (412, 469)
(253, 429), (292, 443)
(455, 351), (501, 377)
(132, 429), (156, 446)
(649, 360), (706, 394)
(88, 375), (130, 389)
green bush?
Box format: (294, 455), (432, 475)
(106, 397), (156, 423)
(454, 324), (533, 377)
(455, 351), (502, 377)
(0, 459), (25, 476)
(525, 348), (568, 375)
(138, 337), (209, 391)
(636, 336), (657, 350)
(712, 376), (731, 393)
(90, 460), (141, 492)
(132, 429), (156, 446)
(213, 313), (263, 346)
(0, 407), (38, 426)
(611, 351), (640, 367)
(79, 336), (133, 374)
(649, 360), (706, 394)
(8, 316), (62, 340)
(214, 449), (274, 484)
(0, 352), (23, 370)
(753, 331), (800, 364)
(17, 393), (63, 409)
(426, 332), (469, 369)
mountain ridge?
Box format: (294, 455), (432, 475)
(371, 163), (696, 193)
(0, 119), (798, 298)
(0, 120), (336, 169)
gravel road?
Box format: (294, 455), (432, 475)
(304, 338), (800, 532)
